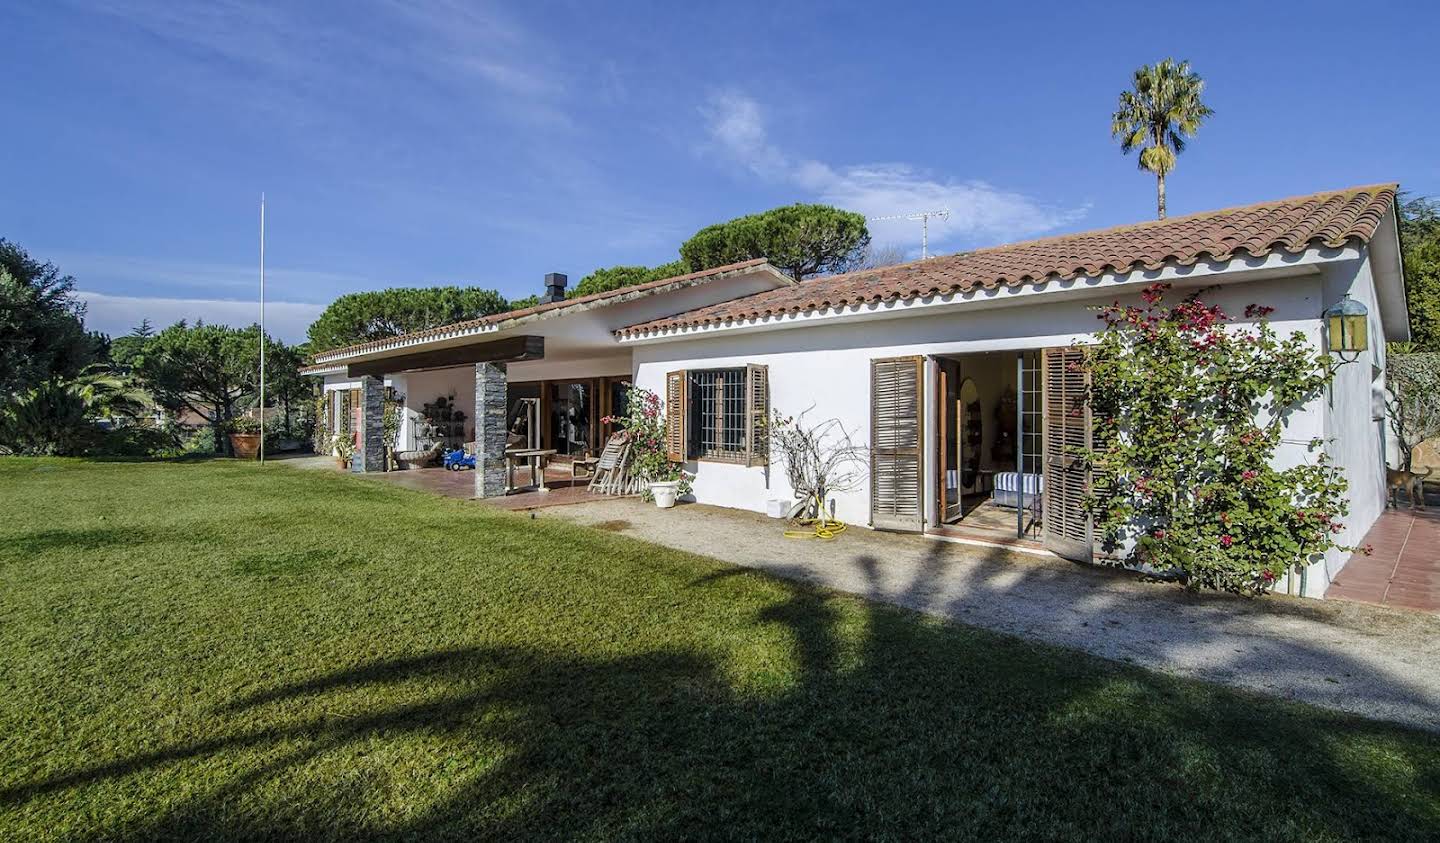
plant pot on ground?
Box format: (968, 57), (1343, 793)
(227, 417), (263, 460)
(331, 434), (356, 470)
(649, 480), (680, 509)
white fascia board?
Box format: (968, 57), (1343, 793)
(301, 365), (346, 377)
(618, 246), (1354, 345)
(1368, 207), (1411, 342)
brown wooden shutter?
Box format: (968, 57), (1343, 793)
(1042, 347), (1093, 562)
(665, 370), (687, 461)
(870, 357), (924, 532)
(745, 363), (769, 467)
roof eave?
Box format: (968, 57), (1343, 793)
(617, 245), (1354, 344)
(311, 261), (791, 365)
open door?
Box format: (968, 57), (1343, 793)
(871, 356), (924, 531)
(1042, 347), (1093, 562)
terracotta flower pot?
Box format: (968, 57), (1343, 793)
(229, 433), (261, 460)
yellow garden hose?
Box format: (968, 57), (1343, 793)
(783, 494), (847, 540)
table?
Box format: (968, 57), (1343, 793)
(504, 448), (557, 494)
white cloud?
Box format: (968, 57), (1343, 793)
(79, 291), (323, 343)
(53, 252), (380, 296)
(701, 91), (1087, 252)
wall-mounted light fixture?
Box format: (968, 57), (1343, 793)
(1323, 294), (1369, 363)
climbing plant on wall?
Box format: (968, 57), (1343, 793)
(1083, 283), (1358, 595)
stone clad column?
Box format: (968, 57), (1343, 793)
(353, 375), (386, 472)
(475, 362), (508, 497)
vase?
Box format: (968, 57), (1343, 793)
(649, 480), (680, 509)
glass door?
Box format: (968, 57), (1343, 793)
(548, 381), (594, 457)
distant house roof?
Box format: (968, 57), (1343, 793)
(305, 258), (777, 368)
(616, 184), (1398, 339)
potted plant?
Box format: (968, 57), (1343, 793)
(646, 462), (692, 509)
(330, 433), (356, 470)
(228, 416), (263, 459)
(604, 386), (692, 508)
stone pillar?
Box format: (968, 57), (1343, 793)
(353, 375), (386, 472)
(475, 362), (508, 497)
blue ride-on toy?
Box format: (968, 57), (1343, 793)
(442, 448), (477, 471)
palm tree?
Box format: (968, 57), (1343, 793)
(1111, 59), (1214, 219)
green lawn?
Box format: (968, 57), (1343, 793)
(1, 459), (1437, 840)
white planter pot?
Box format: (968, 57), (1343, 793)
(650, 480), (680, 509)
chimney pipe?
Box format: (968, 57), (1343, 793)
(541, 272), (567, 304)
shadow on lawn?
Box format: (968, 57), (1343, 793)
(3, 541), (1439, 839)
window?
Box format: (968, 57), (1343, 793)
(664, 365), (769, 466)
(689, 368), (747, 460)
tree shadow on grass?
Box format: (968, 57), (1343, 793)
(4, 553), (1438, 841)
(2, 526), (155, 557)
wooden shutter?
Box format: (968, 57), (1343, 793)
(745, 363), (769, 467)
(664, 370), (687, 461)
(1042, 347), (1093, 562)
(871, 357), (924, 532)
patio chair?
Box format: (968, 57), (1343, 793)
(587, 432), (631, 495)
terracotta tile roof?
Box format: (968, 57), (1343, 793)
(309, 258), (774, 363)
(617, 184), (1398, 339)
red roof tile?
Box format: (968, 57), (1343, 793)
(617, 184), (1397, 338)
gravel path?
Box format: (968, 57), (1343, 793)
(544, 498), (1440, 732)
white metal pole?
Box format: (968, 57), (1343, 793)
(259, 193), (266, 464)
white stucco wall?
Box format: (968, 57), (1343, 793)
(633, 263), (1388, 597)
(1308, 252), (1390, 593)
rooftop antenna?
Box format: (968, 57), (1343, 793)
(868, 208), (951, 259)
(258, 192), (266, 465)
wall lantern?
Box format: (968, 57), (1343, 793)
(1323, 294), (1368, 363)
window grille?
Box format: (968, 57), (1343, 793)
(689, 368), (748, 461)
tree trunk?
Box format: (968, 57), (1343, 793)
(218, 402), (235, 456)
(1156, 172), (1167, 219)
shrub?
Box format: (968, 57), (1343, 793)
(602, 386), (691, 499)
(1083, 284), (1354, 594)
(227, 416), (263, 435)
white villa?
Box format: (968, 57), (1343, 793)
(304, 184), (1409, 597)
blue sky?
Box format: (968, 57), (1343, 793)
(6, 1), (1438, 342)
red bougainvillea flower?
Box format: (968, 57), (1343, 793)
(1219, 535), (1234, 547)
(1153, 529), (1167, 540)
(1241, 469), (1257, 481)
(1261, 570), (1276, 582)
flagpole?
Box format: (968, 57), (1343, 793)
(259, 192), (266, 465)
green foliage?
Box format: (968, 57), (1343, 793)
(1084, 284), (1351, 594)
(382, 388), (405, 452)
(261, 341), (308, 438)
(312, 390), (331, 453)
(1111, 58), (1214, 218)
(306, 286), (513, 353)
(227, 416), (263, 435)
(1399, 196), (1440, 351)
(0, 367), (149, 456)
(0, 239), (102, 396)
(1386, 351), (1440, 469)
(136, 322), (269, 455)
(570, 261), (688, 298)
(680, 204), (870, 281)
(604, 385), (691, 498)
(330, 432), (356, 464)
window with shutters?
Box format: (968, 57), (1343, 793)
(666, 366), (769, 465)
